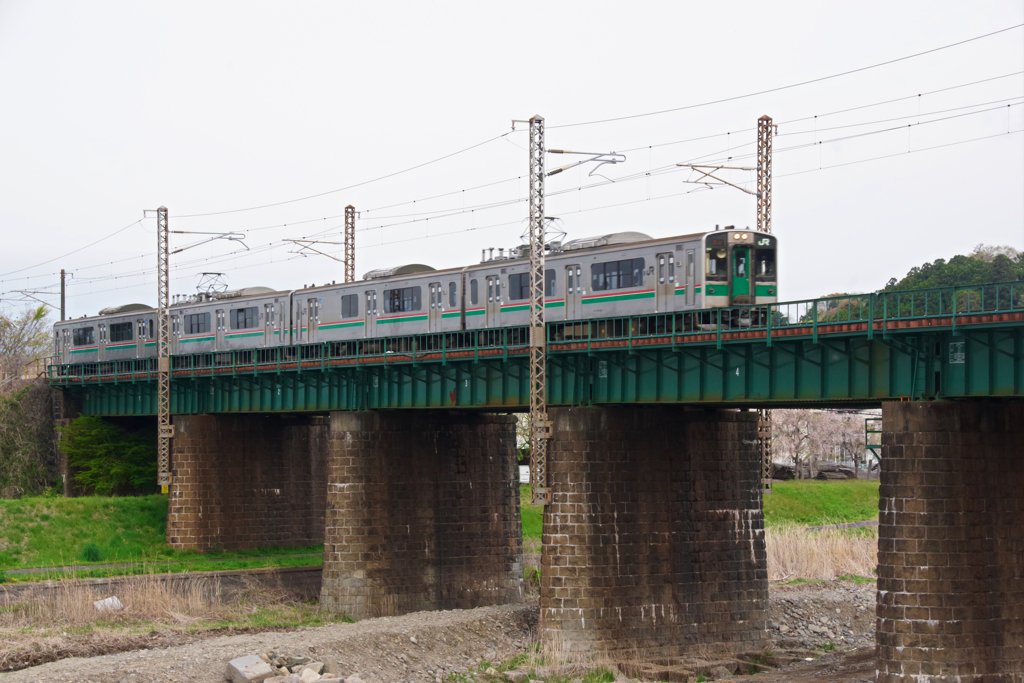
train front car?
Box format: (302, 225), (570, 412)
(701, 227), (777, 317)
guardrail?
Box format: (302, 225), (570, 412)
(48, 281), (1024, 384)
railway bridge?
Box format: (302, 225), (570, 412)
(50, 281), (1024, 681)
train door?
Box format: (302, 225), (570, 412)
(486, 274), (501, 327)
(731, 247), (751, 302)
(364, 290), (377, 337)
(215, 309), (225, 348)
(97, 323), (107, 360)
(656, 252), (675, 313)
(306, 298), (319, 343)
(564, 264), (582, 320)
(428, 282), (442, 331)
(264, 303), (275, 347)
(685, 249), (695, 306)
(136, 318), (147, 358)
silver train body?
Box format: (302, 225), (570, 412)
(53, 228), (778, 365)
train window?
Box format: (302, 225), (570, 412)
(149, 319), (154, 338)
(706, 248), (727, 279)
(109, 322), (133, 342)
(591, 258), (645, 291)
(470, 279), (479, 305)
(545, 269), (555, 297)
(73, 327), (94, 346)
(449, 282), (456, 308)
(756, 250), (777, 278)
(384, 287), (421, 313)
(184, 313), (211, 335)
(231, 307), (259, 330)
(735, 254), (747, 278)
(341, 294), (359, 318)
(686, 252), (694, 280)
(508, 273), (530, 301)
(488, 279), (493, 302)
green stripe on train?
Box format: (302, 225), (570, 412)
(319, 321), (365, 330)
(377, 315), (429, 324)
(582, 291), (655, 305)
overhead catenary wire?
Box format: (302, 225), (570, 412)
(173, 132), (513, 219)
(51, 124), (1022, 304)
(548, 24), (1024, 129)
(9, 81), (1021, 293)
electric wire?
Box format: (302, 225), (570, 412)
(548, 24), (1024, 129)
(173, 132), (512, 218)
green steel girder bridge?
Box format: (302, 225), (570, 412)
(48, 281), (1024, 416)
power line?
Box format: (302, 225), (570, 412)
(0, 219), (144, 278)
(13, 85), (1021, 289)
(58, 124), (1022, 303)
(549, 24), (1024, 129)
(173, 132), (512, 219)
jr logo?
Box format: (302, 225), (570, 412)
(757, 238), (771, 246)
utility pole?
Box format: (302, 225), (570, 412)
(527, 115), (551, 506)
(60, 269), (66, 321)
(344, 205), (356, 283)
(156, 207), (172, 493)
(756, 115), (774, 495)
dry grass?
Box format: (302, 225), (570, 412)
(766, 524), (877, 581)
(0, 570), (314, 631)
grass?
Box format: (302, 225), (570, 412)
(0, 494), (321, 576)
(763, 479), (879, 527)
(0, 571), (349, 637)
(767, 524), (877, 581)
(520, 484), (543, 554)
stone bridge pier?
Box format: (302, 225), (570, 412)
(540, 406), (769, 657)
(318, 411), (524, 619)
(878, 401), (1024, 682)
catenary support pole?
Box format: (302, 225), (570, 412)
(60, 269), (66, 321)
(156, 207), (173, 493)
(528, 115), (551, 506)
(757, 115), (774, 494)
(344, 205), (356, 283)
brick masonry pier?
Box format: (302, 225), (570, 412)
(878, 401), (1024, 682)
(167, 414), (328, 551)
(540, 406), (768, 656)
(319, 411), (523, 619)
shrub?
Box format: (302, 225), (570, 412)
(81, 543), (103, 562)
(58, 417), (157, 496)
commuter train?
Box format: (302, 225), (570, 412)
(52, 226), (777, 365)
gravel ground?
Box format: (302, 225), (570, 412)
(0, 579), (879, 683)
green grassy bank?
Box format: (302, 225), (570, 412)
(763, 479), (880, 527)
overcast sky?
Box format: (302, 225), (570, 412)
(0, 1), (1021, 319)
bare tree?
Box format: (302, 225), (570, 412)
(772, 409), (868, 479)
(0, 379), (57, 497)
(1, 305), (51, 388)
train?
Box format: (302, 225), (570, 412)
(52, 226), (777, 365)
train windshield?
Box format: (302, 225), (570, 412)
(756, 249), (776, 278)
(705, 248), (727, 278)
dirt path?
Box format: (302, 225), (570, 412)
(0, 580), (878, 683)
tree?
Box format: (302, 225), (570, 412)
(0, 380), (57, 497)
(772, 409), (869, 478)
(58, 417), (158, 496)
(0, 305), (50, 387)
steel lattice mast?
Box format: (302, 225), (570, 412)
(527, 115), (551, 506)
(756, 116), (774, 495)
(344, 205), (356, 283)
(156, 206), (173, 492)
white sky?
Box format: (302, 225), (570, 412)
(0, 1), (1021, 319)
